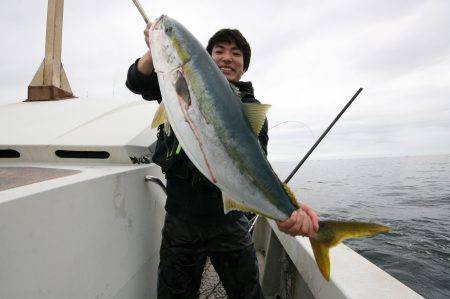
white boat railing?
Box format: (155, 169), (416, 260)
(253, 217), (423, 299)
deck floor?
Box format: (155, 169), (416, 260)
(198, 258), (227, 298)
(198, 251), (266, 298)
(0, 167), (79, 191)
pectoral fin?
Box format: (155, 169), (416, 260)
(310, 221), (390, 281)
(151, 103), (167, 129)
(174, 70), (191, 105)
(242, 103), (271, 135)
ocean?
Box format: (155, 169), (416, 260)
(272, 155), (450, 298)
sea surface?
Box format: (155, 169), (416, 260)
(272, 155), (450, 299)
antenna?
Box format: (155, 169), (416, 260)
(28, 0), (73, 101)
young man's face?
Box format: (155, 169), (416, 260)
(211, 42), (245, 82)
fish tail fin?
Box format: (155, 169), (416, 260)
(310, 221), (390, 281)
(310, 238), (331, 281)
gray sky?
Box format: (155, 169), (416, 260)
(1, 0), (449, 161)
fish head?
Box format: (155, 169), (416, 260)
(150, 15), (192, 73)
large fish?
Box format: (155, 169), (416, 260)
(149, 15), (389, 281)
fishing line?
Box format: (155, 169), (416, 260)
(270, 120), (316, 139)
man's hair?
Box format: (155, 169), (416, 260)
(206, 29), (251, 71)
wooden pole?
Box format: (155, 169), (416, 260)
(28, 0), (73, 101)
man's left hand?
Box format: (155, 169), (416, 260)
(276, 204), (319, 238)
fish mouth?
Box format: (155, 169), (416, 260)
(153, 15), (167, 30)
(153, 15), (176, 37)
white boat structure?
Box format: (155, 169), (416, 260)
(0, 1), (423, 298)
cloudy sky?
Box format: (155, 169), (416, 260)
(1, 0), (449, 161)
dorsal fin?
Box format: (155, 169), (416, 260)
(242, 103), (271, 135)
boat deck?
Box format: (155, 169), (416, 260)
(198, 251), (267, 298)
(0, 167), (80, 191)
(199, 258), (227, 298)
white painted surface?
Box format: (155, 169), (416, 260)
(267, 220), (423, 299)
(0, 98), (426, 298)
(0, 163), (166, 299)
(0, 98), (158, 164)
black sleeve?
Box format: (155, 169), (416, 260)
(258, 118), (269, 156)
(125, 58), (162, 103)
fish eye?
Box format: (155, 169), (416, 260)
(165, 26), (173, 34)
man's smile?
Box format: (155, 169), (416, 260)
(219, 66), (234, 72)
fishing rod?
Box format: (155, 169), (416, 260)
(131, 0), (150, 24)
(284, 87), (363, 184)
(250, 87), (363, 231)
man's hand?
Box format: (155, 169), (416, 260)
(137, 22), (155, 76)
(144, 22), (153, 48)
(276, 204), (319, 237)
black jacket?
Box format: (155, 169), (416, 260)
(126, 59), (269, 224)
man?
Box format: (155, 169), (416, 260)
(126, 22), (319, 298)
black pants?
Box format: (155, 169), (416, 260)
(157, 214), (265, 299)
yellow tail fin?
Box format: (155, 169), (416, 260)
(310, 221), (390, 281)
